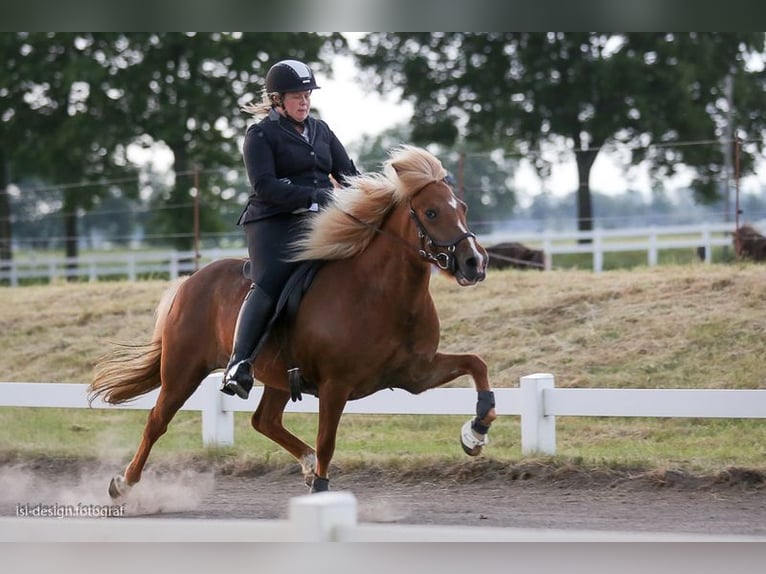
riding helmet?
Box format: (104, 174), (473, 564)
(265, 59), (321, 93)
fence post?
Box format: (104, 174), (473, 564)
(702, 225), (712, 263)
(288, 492), (358, 542)
(127, 255), (136, 282)
(169, 252), (179, 280)
(10, 260), (18, 287)
(200, 375), (234, 446)
(648, 227), (658, 267)
(593, 230), (603, 273)
(520, 373), (556, 455)
(543, 237), (553, 270)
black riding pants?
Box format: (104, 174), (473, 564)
(244, 213), (309, 300)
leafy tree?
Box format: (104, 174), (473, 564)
(354, 33), (766, 235)
(1, 32), (141, 274)
(1, 32), (347, 270)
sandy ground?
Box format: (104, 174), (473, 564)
(1, 456), (764, 538)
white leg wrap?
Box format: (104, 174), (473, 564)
(461, 419), (489, 450)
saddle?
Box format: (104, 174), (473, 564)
(242, 259), (322, 402)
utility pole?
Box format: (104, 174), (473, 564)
(721, 72), (734, 260)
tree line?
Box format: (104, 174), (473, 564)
(2, 33), (765, 268)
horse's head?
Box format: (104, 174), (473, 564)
(408, 178), (488, 286)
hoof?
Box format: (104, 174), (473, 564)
(310, 475), (330, 493)
(460, 419), (489, 457)
(300, 453), (317, 487)
(461, 442), (484, 457)
(108, 475), (132, 500)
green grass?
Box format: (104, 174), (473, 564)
(1, 407), (764, 475)
(551, 245), (735, 270)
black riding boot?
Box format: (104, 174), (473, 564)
(220, 283), (274, 400)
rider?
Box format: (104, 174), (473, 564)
(221, 59), (359, 400)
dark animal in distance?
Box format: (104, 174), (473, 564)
(486, 242), (545, 270)
(734, 224), (766, 262)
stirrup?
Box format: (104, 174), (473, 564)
(220, 360), (253, 399)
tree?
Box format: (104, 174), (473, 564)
(354, 33), (766, 235)
(1, 32), (141, 275)
(1, 32), (347, 269)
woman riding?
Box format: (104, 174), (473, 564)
(221, 59), (359, 400)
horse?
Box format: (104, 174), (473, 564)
(733, 223), (766, 262)
(486, 242), (545, 270)
(88, 145), (496, 498)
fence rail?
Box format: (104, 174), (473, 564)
(0, 221), (742, 284)
(481, 221), (736, 271)
(1, 372), (764, 455)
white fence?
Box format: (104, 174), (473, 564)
(482, 221), (735, 272)
(0, 247), (245, 286)
(3, 491), (762, 542)
(1, 372), (765, 455)
(0, 222), (739, 284)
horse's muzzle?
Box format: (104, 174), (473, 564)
(454, 243), (488, 286)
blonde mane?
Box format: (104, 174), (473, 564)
(290, 145), (447, 261)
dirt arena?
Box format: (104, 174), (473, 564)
(1, 457), (764, 537)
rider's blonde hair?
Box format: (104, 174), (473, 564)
(241, 89), (278, 119)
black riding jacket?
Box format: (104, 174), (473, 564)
(238, 108), (358, 225)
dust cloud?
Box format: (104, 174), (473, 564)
(0, 459), (215, 517)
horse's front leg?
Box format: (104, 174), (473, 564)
(407, 352), (496, 456)
(310, 384), (350, 493)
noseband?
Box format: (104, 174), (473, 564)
(407, 179), (476, 273)
(340, 178), (476, 274)
(408, 206), (475, 272)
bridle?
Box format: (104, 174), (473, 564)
(408, 203), (475, 273)
(341, 178), (476, 274)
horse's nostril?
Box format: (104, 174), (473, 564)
(465, 257), (478, 270)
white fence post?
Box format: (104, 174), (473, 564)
(648, 227), (658, 266)
(543, 237), (553, 270)
(288, 492), (358, 542)
(169, 252), (179, 280)
(593, 230), (603, 273)
(520, 373), (556, 455)
(702, 225), (712, 263)
(10, 261), (19, 287)
(200, 375), (234, 446)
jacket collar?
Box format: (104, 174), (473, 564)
(268, 108), (315, 145)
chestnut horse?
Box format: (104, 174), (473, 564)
(89, 145), (496, 498)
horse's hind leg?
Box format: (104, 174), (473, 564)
(109, 365), (207, 500)
(251, 385), (316, 486)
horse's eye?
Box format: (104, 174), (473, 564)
(425, 209), (437, 220)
